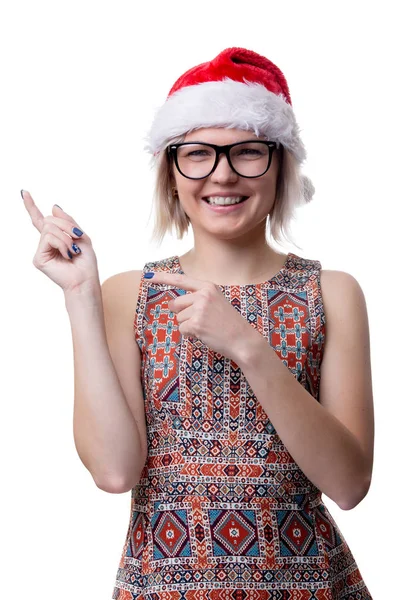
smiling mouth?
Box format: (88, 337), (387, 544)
(202, 196), (249, 205)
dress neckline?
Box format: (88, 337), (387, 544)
(173, 252), (295, 288)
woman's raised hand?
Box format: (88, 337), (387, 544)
(22, 190), (100, 294)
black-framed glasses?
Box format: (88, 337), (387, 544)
(168, 140), (278, 180)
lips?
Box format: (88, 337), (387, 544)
(202, 196), (249, 204)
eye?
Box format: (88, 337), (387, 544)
(238, 148), (262, 155)
(187, 150), (209, 157)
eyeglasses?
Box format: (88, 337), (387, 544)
(168, 140), (278, 180)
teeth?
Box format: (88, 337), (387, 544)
(206, 196), (246, 205)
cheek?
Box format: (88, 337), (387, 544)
(257, 173), (278, 195)
(250, 182), (271, 199)
(177, 181), (205, 200)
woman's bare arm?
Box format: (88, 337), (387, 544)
(235, 270), (374, 510)
(66, 275), (147, 493)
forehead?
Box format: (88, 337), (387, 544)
(183, 127), (265, 144)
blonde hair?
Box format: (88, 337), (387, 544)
(148, 134), (311, 251)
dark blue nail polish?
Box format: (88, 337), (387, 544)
(67, 250), (73, 259)
(72, 244), (81, 254)
(72, 227), (83, 237)
(144, 272), (154, 279)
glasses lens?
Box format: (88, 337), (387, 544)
(230, 142), (271, 177)
(176, 144), (216, 179)
(175, 142), (272, 178)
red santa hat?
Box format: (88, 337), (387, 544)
(146, 47), (314, 202)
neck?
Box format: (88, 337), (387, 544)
(179, 234), (287, 286)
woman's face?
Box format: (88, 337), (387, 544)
(171, 127), (281, 238)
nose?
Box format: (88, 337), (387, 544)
(209, 152), (239, 183)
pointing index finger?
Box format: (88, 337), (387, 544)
(21, 190), (77, 234)
(147, 271), (204, 292)
(21, 190), (45, 233)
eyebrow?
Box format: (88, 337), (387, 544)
(180, 139), (264, 144)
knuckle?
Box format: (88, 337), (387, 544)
(42, 220), (55, 234)
(202, 286), (214, 299)
(191, 319), (201, 335)
(41, 225), (54, 238)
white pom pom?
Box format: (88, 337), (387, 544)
(300, 174), (315, 204)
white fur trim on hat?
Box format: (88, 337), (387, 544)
(145, 79), (307, 164)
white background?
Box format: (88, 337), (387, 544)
(1, 1), (397, 598)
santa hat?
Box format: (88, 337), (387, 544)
(146, 47), (314, 202)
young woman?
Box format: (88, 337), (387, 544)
(23, 47), (374, 599)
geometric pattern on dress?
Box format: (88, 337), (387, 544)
(111, 252), (373, 600)
(276, 508), (320, 558)
(267, 288), (311, 370)
(152, 509), (191, 559)
(315, 504), (338, 550)
(208, 508), (260, 557)
(127, 511), (145, 560)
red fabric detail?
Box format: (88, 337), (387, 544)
(168, 47), (292, 106)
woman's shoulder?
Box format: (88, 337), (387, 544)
(319, 268), (367, 335)
(289, 254), (366, 329)
(320, 268), (363, 295)
(101, 268), (143, 290)
(100, 270), (144, 318)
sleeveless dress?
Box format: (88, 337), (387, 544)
(112, 252), (372, 600)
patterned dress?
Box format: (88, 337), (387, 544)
(112, 252), (372, 600)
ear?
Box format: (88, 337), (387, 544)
(169, 163), (178, 191)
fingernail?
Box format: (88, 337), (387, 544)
(144, 272), (154, 279)
(54, 204), (63, 210)
(72, 227), (83, 237)
(67, 250), (73, 259)
(20, 189), (25, 199)
(72, 244), (81, 254)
